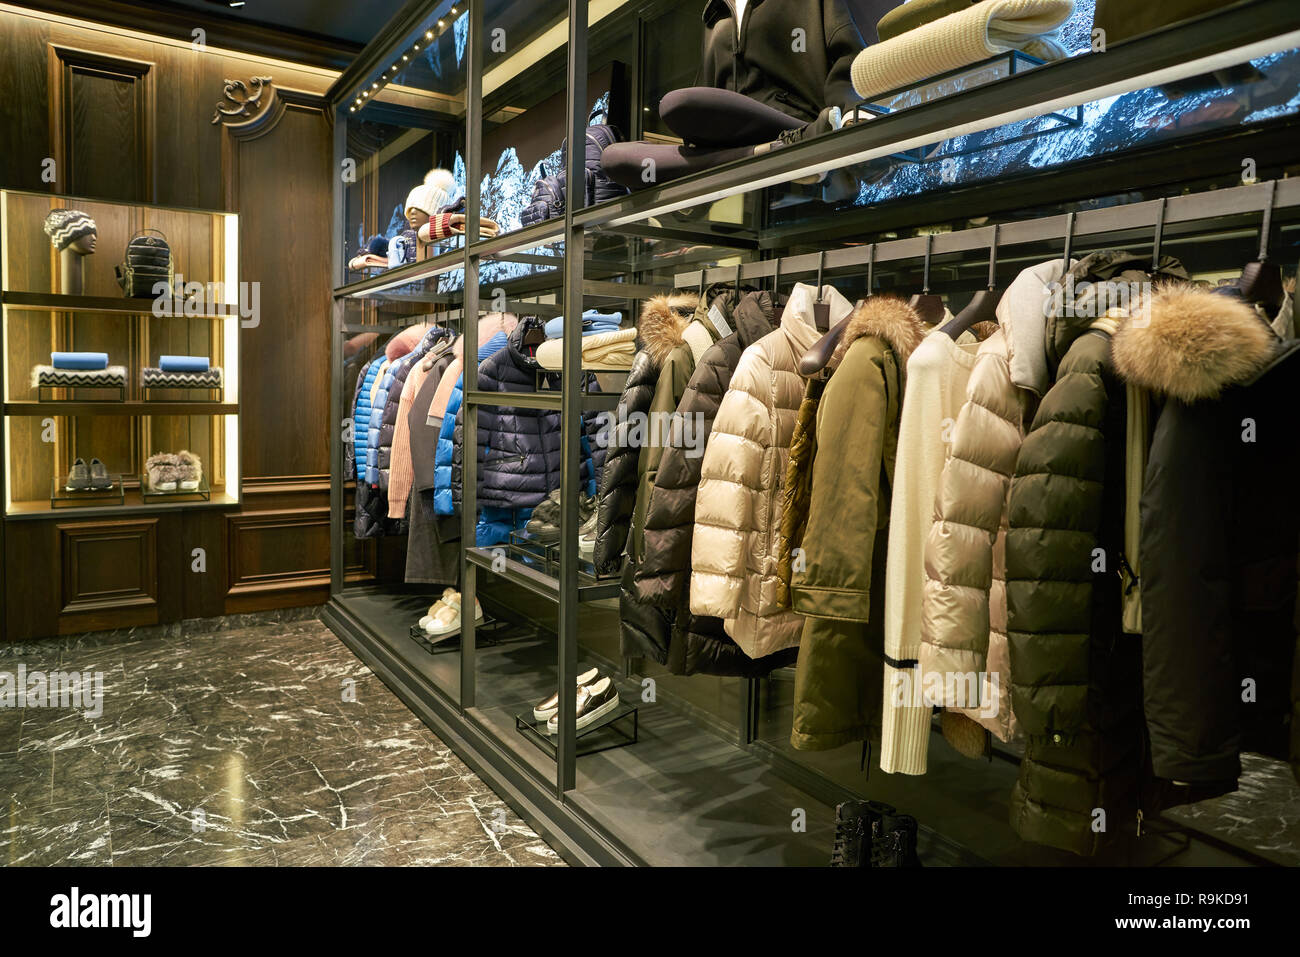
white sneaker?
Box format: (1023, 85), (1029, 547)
(423, 597), (484, 640)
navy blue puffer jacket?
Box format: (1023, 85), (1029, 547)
(452, 316), (601, 511)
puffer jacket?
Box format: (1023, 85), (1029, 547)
(637, 290), (800, 677)
(433, 331), (510, 517)
(920, 260), (1072, 750)
(592, 293), (697, 575)
(1006, 250), (1189, 856)
(452, 316), (561, 511)
(365, 325), (433, 490)
(373, 325), (448, 494)
(621, 293), (723, 661)
(1111, 284), (1299, 788)
(787, 296), (925, 751)
(349, 355), (382, 481)
(691, 282), (853, 660)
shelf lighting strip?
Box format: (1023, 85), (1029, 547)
(349, 3), (462, 113)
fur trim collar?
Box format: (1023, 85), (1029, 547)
(638, 293), (698, 366)
(1112, 283), (1277, 403)
(831, 296), (927, 368)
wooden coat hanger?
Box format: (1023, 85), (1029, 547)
(942, 224), (1002, 340)
(909, 233), (946, 325)
(1238, 180), (1285, 318)
(813, 250), (831, 332)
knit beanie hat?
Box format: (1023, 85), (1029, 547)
(404, 169), (456, 218)
(43, 209), (97, 251)
(366, 234), (389, 256)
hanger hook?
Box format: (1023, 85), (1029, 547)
(699, 267), (706, 295)
(735, 261), (742, 293)
(922, 233), (933, 294)
(1061, 211), (1075, 272)
(1258, 178), (1278, 263)
(1151, 197), (1167, 270)
(987, 224), (999, 291)
(867, 243), (876, 298)
(772, 256), (780, 295)
(816, 250), (826, 296)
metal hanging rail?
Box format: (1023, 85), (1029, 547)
(673, 177), (1300, 289)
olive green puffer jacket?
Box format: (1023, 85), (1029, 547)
(1006, 251), (1195, 856)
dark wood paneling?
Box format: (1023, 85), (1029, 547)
(225, 508), (330, 611)
(57, 517), (159, 630)
(50, 46), (154, 202)
(227, 102), (333, 480)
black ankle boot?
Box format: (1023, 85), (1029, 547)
(872, 813), (922, 867)
(830, 800), (881, 867)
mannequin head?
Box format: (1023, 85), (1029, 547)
(44, 209), (98, 256)
(403, 168), (455, 231)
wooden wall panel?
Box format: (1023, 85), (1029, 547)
(0, 8), (339, 640)
(57, 517), (159, 631)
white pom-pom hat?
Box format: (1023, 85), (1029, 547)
(405, 168), (456, 218)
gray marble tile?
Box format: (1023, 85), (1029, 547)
(0, 796), (113, 867)
(2, 616), (565, 867)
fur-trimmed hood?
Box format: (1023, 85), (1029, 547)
(831, 295), (927, 368)
(1112, 283), (1279, 403)
(637, 292), (698, 366)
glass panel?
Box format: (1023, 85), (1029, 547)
(341, 3), (468, 289)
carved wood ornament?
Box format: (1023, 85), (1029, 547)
(212, 76), (276, 127)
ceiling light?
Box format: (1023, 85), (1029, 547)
(402, 54), (409, 61)
(229, 0), (245, 7)
(371, 82), (378, 88)
(349, 106), (356, 112)
(426, 30), (433, 38)
(361, 91), (368, 97)
(451, 6), (458, 13)
(413, 43), (419, 50)
(438, 20), (445, 27)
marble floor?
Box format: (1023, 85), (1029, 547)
(0, 614), (564, 866)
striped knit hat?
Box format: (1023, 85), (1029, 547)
(43, 209), (97, 251)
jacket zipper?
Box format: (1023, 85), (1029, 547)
(492, 452), (526, 468)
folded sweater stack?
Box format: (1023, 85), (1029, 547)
(851, 0), (1075, 101)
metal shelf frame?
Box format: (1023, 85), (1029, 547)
(325, 0), (1300, 867)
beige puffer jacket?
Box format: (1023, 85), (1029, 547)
(919, 259), (1068, 744)
(920, 329), (1023, 742)
(691, 283), (854, 659)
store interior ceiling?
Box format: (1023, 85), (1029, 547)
(31, 0), (413, 49)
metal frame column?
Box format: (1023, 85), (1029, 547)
(459, 0), (485, 710)
(557, 0), (588, 796)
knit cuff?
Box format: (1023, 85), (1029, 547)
(430, 212), (455, 240)
(879, 663), (931, 775)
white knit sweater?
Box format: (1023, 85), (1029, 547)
(879, 327), (980, 775)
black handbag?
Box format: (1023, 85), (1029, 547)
(115, 227), (174, 298)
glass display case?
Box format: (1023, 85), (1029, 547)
(1, 189), (240, 518)
(325, 0), (1300, 866)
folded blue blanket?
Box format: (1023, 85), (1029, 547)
(544, 310), (622, 339)
(159, 355), (210, 372)
(52, 352), (108, 370)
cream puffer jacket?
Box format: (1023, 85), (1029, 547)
(690, 283), (854, 659)
(919, 259), (1069, 744)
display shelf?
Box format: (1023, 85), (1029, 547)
(1, 290), (237, 318)
(7, 491), (239, 520)
(567, 2), (1300, 232)
(50, 474), (124, 509)
(465, 547), (620, 602)
(141, 475), (211, 503)
(515, 700), (639, 759)
(4, 401), (238, 416)
(1, 189), (242, 522)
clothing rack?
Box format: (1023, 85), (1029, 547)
(674, 178), (1300, 289)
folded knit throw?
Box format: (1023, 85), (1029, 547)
(535, 327), (636, 371)
(142, 366), (224, 389)
(851, 0), (1075, 101)
(33, 365), (127, 388)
